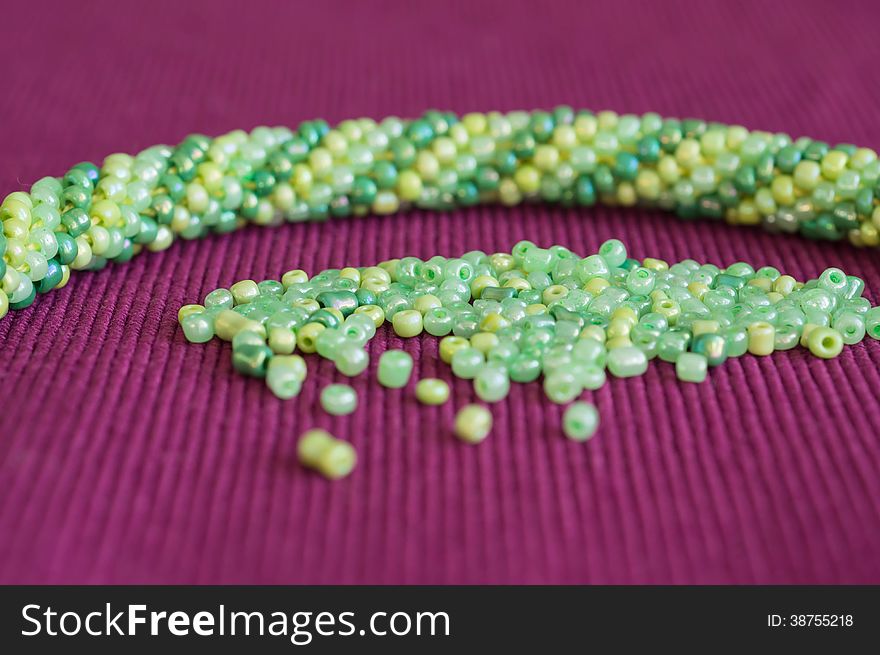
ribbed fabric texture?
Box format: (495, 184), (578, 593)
(1, 0), (879, 584)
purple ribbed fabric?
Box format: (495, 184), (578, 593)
(1, 0), (879, 584)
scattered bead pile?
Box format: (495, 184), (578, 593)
(4, 108), (880, 322)
(180, 238), (880, 479)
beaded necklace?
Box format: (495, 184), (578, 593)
(2, 108), (879, 479)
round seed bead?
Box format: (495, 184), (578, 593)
(181, 312), (214, 343)
(606, 345), (648, 378)
(266, 355), (306, 399)
(320, 384), (358, 415)
(377, 349), (414, 388)
(747, 321), (775, 356)
(354, 304), (385, 327)
(454, 404), (493, 444)
(866, 307), (880, 340)
(807, 327), (844, 359)
(543, 370), (581, 404)
(296, 322), (325, 353)
(439, 335), (470, 363)
(415, 378), (450, 405)
(335, 343), (369, 377)
(392, 309), (424, 337)
(214, 309), (266, 341)
(562, 402), (600, 441)
(297, 429), (357, 480)
(451, 346), (485, 379)
(676, 352), (708, 383)
(230, 279), (260, 305)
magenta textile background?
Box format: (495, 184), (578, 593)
(1, 0), (879, 584)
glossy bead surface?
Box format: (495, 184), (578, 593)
(562, 402), (599, 441)
(320, 384), (358, 415)
(454, 404), (493, 444)
(415, 378), (450, 405)
(377, 349), (414, 388)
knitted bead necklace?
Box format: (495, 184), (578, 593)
(2, 108), (879, 479)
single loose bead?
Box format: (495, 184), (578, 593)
(415, 378), (450, 405)
(676, 352), (708, 383)
(392, 309), (424, 337)
(747, 321), (775, 356)
(377, 349), (414, 388)
(606, 345), (648, 377)
(807, 326), (844, 359)
(562, 402), (600, 441)
(320, 384), (358, 415)
(454, 404), (493, 444)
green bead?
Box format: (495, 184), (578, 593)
(473, 364), (510, 403)
(309, 308), (341, 329)
(451, 346), (484, 379)
(606, 346), (648, 378)
(691, 333), (727, 366)
(598, 239), (626, 267)
(865, 307), (880, 341)
(181, 312), (214, 343)
(562, 402), (600, 441)
(377, 349), (414, 388)
(807, 326), (843, 359)
(676, 352), (707, 383)
(509, 355), (541, 382)
(832, 311), (865, 345)
(543, 370), (581, 404)
(334, 343), (369, 376)
(320, 384), (358, 415)
(424, 307), (454, 336)
(316, 290), (358, 317)
(316, 328), (347, 359)
(232, 343), (273, 378)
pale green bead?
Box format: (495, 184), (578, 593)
(377, 349), (413, 388)
(675, 352), (707, 383)
(335, 343), (370, 377)
(451, 346), (484, 379)
(181, 312), (214, 343)
(606, 345), (648, 377)
(230, 279), (260, 305)
(316, 328), (347, 359)
(543, 370), (581, 404)
(562, 402), (599, 441)
(320, 384), (358, 415)
(454, 404), (493, 444)
(266, 356), (306, 399)
(473, 364), (510, 403)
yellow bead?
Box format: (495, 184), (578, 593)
(325, 307), (344, 324)
(574, 113), (597, 141)
(454, 404), (493, 444)
(736, 199), (761, 225)
(641, 257), (668, 272)
(534, 144), (560, 171)
(296, 322), (326, 353)
(687, 281), (709, 300)
(675, 138), (702, 169)
(293, 298), (320, 314)
(799, 322), (821, 348)
(354, 304), (385, 327)
(605, 336), (633, 350)
(392, 309), (423, 337)
(186, 182), (210, 214)
(498, 177), (522, 205)
(479, 312), (509, 333)
(414, 294), (442, 314)
(579, 325), (606, 342)
(542, 284), (569, 304)
(606, 318), (632, 340)
(583, 277), (610, 295)
(820, 150), (848, 180)
(470, 275), (499, 299)
(360, 279), (390, 294)
(90, 199), (121, 226)
(635, 169), (662, 201)
(616, 182), (637, 206)
(771, 275), (796, 296)
(747, 321), (775, 356)
(297, 429), (356, 480)
(397, 170), (423, 201)
(767, 292), (784, 304)
(281, 269), (309, 288)
(692, 319), (719, 337)
(361, 265), (391, 285)
(268, 326), (297, 355)
(439, 335), (470, 363)
(748, 277), (773, 293)
(793, 160), (821, 191)
(214, 309), (266, 341)
(770, 175), (795, 206)
(230, 279), (259, 305)
(470, 332), (499, 355)
(489, 253), (514, 272)
(339, 267), (361, 285)
(525, 303), (547, 316)
(513, 165), (541, 194)
(0, 289), (7, 320)
(462, 112), (488, 135)
(178, 304), (205, 323)
(56, 265), (70, 289)
(415, 378), (450, 405)
(652, 298), (680, 325)
(611, 306), (638, 326)
(372, 191), (400, 214)
(503, 277), (530, 291)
